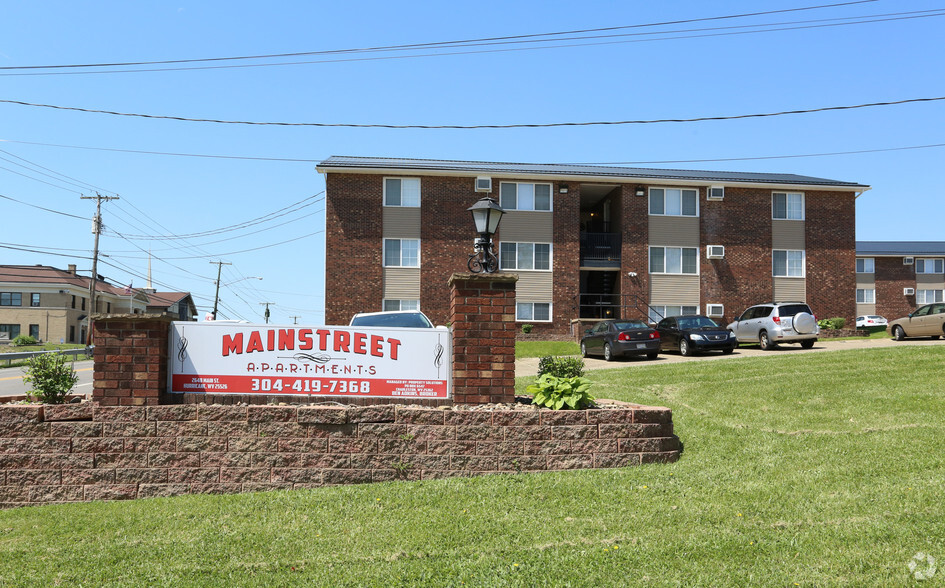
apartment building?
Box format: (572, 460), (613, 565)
(855, 241), (945, 320)
(317, 156), (869, 335)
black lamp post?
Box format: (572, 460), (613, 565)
(466, 196), (505, 273)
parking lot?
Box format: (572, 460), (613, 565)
(516, 336), (943, 378)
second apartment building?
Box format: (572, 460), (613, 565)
(318, 156), (869, 335)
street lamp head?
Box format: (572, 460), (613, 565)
(467, 196), (505, 238)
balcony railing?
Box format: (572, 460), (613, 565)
(580, 232), (621, 267)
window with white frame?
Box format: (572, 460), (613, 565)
(382, 299), (420, 311)
(516, 302), (551, 322)
(648, 305), (699, 324)
(383, 238), (420, 267)
(773, 249), (805, 277)
(649, 188), (698, 217)
(499, 242), (551, 270)
(772, 192), (804, 220)
(649, 246), (698, 275)
(383, 178), (420, 207)
(915, 258), (944, 274)
(856, 288), (875, 304)
(499, 182), (552, 211)
(917, 289), (945, 304)
(855, 258), (874, 273)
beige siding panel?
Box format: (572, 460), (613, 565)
(513, 271), (554, 303)
(855, 275), (876, 289)
(915, 274), (945, 288)
(500, 211), (553, 242)
(648, 216), (700, 247)
(856, 304), (877, 316)
(773, 277), (806, 302)
(382, 207), (421, 238)
(382, 268), (420, 299)
(649, 275), (700, 305)
(771, 220), (805, 250)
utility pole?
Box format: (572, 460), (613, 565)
(260, 302), (275, 324)
(289, 315), (300, 325)
(81, 193), (119, 344)
(209, 261), (232, 320)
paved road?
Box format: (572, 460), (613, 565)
(516, 336), (944, 378)
(0, 359), (94, 398)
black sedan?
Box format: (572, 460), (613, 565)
(580, 319), (660, 361)
(656, 315), (737, 356)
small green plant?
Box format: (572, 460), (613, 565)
(537, 355), (585, 379)
(521, 324), (533, 334)
(11, 335), (38, 347)
(22, 352), (79, 404)
(527, 374), (596, 410)
(391, 460), (413, 479)
(399, 433), (415, 441)
(817, 317), (847, 330)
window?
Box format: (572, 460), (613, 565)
(917, 290), (945, 304)
(772, 192), (804, 220)
(382, 299), (420, 312)
(649, 188), (698, 217)
(648, 305), (699, 323)
(383, 239), (420, 267)
(107, 302), (111, 313)
(856, 258), (874, 273)
(81, 298), (86, 311)
(0, 293), (22, 306)
(499, 182), (552, 211)
(69, 325), (75, 343)
(773, 250), (805, 277)
(29, 324), (39, 340)
(71, 295), (76, 309)
(30, 293), (40, 307)
(915, 258), (944, 274)
(516, 302), (551, 322)
(856, 289), (875, 304)
(383, 178), (420, 207)
(649, 247), (698, 275)
(0, 324), (20, 340)
(499, 242), (551, 271)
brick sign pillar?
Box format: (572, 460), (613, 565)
(91, 314), (175, 406)
(448, 272), (518, 404)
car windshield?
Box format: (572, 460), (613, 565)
(778, 304), (812, 316)
(613, 320), (647, 330)
(350, 313), (433, 328)
(678, 317), (719, 329)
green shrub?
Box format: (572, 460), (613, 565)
(527, 374), (596, 410)
(537, 355), (584, 378)
(22, 352), (79, 404)
(817, 317), (847, 330)
(521, 324), (533, 334)
(11, 335), (38, 346)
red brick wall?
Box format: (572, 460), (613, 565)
(92, 315), (174, 406)
(875, 257), (917, 320)
(0, 402), (679, 508)
(806, 191), (857, 322)
(620, 185), (650, 320)
(552, 182), (580, 329)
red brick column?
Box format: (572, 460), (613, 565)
(449, 273), (518, 404)
(91, 315), (175, 406)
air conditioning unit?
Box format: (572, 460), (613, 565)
(706, 304), (724, 317)
(475, 177), (492, 193)
(58, 290), (67, 294)
(707, 186), (725, 201)
(706, 245), (725, 259)
(903, 257), (914, 265)
(904, 287), (915, 296)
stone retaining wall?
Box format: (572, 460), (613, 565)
(0, 402), (679, 508)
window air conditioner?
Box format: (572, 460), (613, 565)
(475, 177), (492, 193)
(904, 287), (915, 296)
(903, 257), (914, 265)
(706, 304), (724, 317)
(706, 245), (725, 259)
(707, 186), (725, 201)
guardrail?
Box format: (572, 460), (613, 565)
(0, 347), (93, 367)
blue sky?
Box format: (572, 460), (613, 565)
(2, 1), (943, 324)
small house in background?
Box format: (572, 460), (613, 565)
(855, 241), (945, 321)
(143, 291), (198, 321)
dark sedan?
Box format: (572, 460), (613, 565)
(656, 315), (737, 356)
(580, 319), (660, 361)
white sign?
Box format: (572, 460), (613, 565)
(168, 322), (451, 399)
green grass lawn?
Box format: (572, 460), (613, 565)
(0, 344), (90, 369)
(1, 346), (943, 585)
(515, 340), (580, 358)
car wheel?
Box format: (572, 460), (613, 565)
(580, 342), (588, 358)
(646, 352), (658, 360)
(759, 330), (776, 350)
(603, 343), (614, 362)
(679, 338), (692, 357)
(800, 339), (815, 349)
(893, 325), (906, 341)
(722, 348), (734, 355)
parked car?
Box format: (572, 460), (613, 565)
(887, 303), (945, 340)
(580, 319), (660, 361)
(349, 310), (435, 329)
(727, 302), (819, 350)
(656, 315), (737, 356)
(855, 315), (887, 329)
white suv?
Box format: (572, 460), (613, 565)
(727, 302), (819, 350)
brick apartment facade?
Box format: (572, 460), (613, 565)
(318, 157), (870, 336)
(855, 241), (945, 321)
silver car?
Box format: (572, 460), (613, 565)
(727, 302), (819, 350)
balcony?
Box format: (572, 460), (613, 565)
(580, 232), (621, 268)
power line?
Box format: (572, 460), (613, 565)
(0, 193), (88, 220)
(0, 139), (318, 162)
